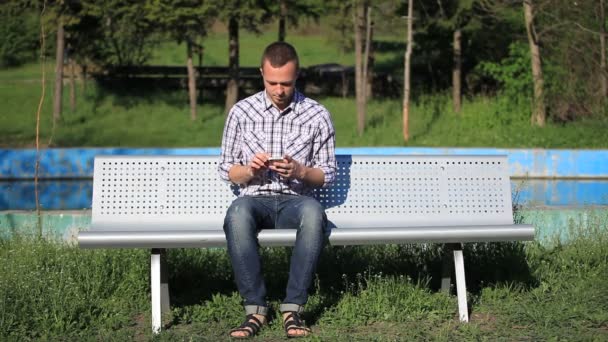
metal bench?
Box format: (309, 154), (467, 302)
(78, 154), (535, 333)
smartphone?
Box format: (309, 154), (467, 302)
(268, 157), (284, 167)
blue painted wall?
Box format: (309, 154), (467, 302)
(2, 147), (608, 179)
(2, 179), (607, 210)
(2, 147), (608, 210)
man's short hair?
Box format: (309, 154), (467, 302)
(260, 42), (299, 70)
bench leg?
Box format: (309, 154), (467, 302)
(453, 244), (469, 322)
(151, 248), (170, 334)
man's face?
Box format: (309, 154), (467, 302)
(260, 60), (298, 111)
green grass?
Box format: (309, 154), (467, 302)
(0, 237), (150, 340)
(1, 28), (607, 148)
(149, 31), (359, 67)
(2, 73), (608, 148)
(2, 221), (607, 341)
(147, 22), (403, 69)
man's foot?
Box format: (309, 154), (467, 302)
(229, 314), (266, 339)
(282, 311), (312, 338)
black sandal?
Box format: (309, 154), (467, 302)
(283, 311), (312, 338)
(229, 314), (265, 339)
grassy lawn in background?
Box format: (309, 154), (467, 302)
(149, 31), (360, 67)
(2, 72), (607, 148)
(2, 216), (607, 340)
(2, 22), (608, 342)
(1, 28), (607, 149)
(147, 21), (403, 68)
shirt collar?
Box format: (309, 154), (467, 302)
(263, 90), (301, 116)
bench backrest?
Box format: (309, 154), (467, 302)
(91, 155), (514, 231)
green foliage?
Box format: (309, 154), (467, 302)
(476, 42), (532, 104)
(0, 4), (40, 67)
(2, 223), (608, 340)
(216, 0), (272, 32)
(537, 0), (605, 117)
(321, 276), (454, 326)
(144, 0), (217, 44)
(75, 0), (160, 66)
(323, 0), (354, 52)
(0, 236), (149, 340)
(321, 0), (399, 53)
(265, 0), (325, 27)
(1, 64), (607, 148)
(148, 29), (360, 67)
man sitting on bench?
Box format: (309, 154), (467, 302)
(218, 41), (337, 338)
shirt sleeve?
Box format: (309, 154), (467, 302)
(218, 107), (242, 183)
(312, 108), (337, 187)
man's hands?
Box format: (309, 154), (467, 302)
(229, 153), (323, 186)
(248, 153), (306, 181)
(268, 155), (306, 180)
(228, 152), (270, 185)
(248, 153), (272, 178)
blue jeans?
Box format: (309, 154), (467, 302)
(223, 194), (327, 315)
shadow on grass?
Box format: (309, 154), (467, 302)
(89, 80), (228, 111)
(408, 96), (445, 140)
(166, 241), (534, 321)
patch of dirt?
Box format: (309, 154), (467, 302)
(470, 312), (498, 331)
(597, 323), (608, 332)
(131, 313), (149, 342)
(346, 321), (421, 340)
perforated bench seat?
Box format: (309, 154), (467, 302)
(78, 155), (534, 332)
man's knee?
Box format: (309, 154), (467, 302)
(297, 198), (326, 230)
(224, 197), (257, 232)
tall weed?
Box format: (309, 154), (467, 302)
(0, 237), (149, 339)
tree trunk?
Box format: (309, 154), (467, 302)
(187, 40), (198, 121)
(452, 29), (462, 113)
(600, 0), (607, 98)
(341, 69), (348, 98)
(354, 1), (366, 136)
(225, 17), (239, 113)
(278, 0), (287, 42)
(69, 57), (76, 112)
(81, 64), (87, 93)
(364, 6), (374, 100)
(403, 0), (414, 142)
(523, 0), (546, 127)
(53, 18), (65, 123)
(198, 45), (204, 101)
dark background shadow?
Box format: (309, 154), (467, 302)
(166, 241), (534, 324)
(314, 155), (352, 230)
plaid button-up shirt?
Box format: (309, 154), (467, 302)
(218, 90), (336, 197)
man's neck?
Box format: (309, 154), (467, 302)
(265, 90), (296, 111)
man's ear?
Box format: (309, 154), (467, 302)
(259, 67), (263, 77)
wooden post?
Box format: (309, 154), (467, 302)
(278, 0), (287, 42)
(402, 0), (414, 142)
(225, 17), (240, 113)
(69, 57), (76, 112)
(53, 18), (65, 123)
(600, 0), (607, 98)
(523, 0), (546, 127)
(363, 6), (373, 100)
(452, 29), (462, 113)
(354, 2), (366, 136)
(187, 40), (198, 121)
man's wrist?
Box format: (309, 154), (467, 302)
(296, 164), (308, 181)
(246, 165), (254, 178)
